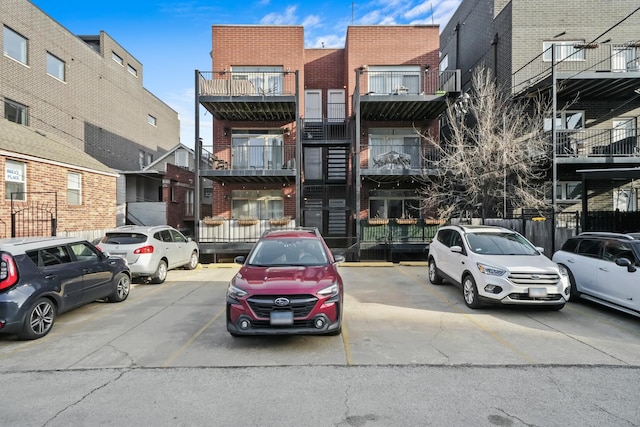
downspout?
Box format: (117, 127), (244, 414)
(295, 70), (301, 226)
(354, 68), (362, 259)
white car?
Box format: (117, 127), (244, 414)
(428, 225), (570, 309)
(552, 232), (640, 318)
(96, 225), (199, 284)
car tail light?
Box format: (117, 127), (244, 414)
(0, 253), (19, 291)
(134, 245), (154, 254)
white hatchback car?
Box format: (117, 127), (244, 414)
(552, 232), (640, 318)
(428, 225), (570, 309)
(96, 225), (199, 284)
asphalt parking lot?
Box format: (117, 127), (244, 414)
(1, 263), (639, 426)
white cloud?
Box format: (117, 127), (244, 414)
(260, 5), (298, 25)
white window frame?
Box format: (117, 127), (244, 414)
(112, 51), (123, 66)
(46, 52), (65, 81)
(439, 53), (449, 72)
(231, 130), (284, 170)
(3, 26), (28, 65)
(231, 190), (284, 219)
(67, 172), (82, 205)
(232, 66), (283, 96)
(544, 110), (585, 131)
(369, 196), (421, 219)
(127, 64), (138, 77)
(555, 181), (582, 201)
(543, 41), (585, 62)
(5, 160), (26, 201)
(368, 65), (421, 95)
(148, 114), (157, 126)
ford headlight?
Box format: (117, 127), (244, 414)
(318, 283), (339, 297)
(557, 264), (569, 278)
(476, 263), (506, 276)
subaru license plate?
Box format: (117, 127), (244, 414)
(528, 287), (548, 297)
(270, 311), (293, 325)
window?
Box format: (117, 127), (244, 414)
(68, 172), (82, 205)
(231, 130), (284, 170)
(232, 66), (283, 95)
(543, 41), (585, 62)
(127, 64), (137, 76)
(369, 196), (420, 219)
(3, 26), (28, 65)
(544, 110), (584, 131)
(70, 242), (98, 261)
(27, 245), (72, 267)
(554, 181), (582, 201)
(369, 128), (420, 170)
(5, 160), (26, 201)
(368, 66), (421, 95)
(148, 114), (157, 126)
(145, 152), (153, 166)
(138, 150), (145, 169)
(175, 149), (189, 167)
(4, 99), (28, 125)
(46, 52), (65, 81)
(112, 51), (123, 65)
(439, 53), (449, 72)
(231, 190), (284, 219)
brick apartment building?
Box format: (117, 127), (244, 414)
(195, 25), (460, 261)
(1, 0), (182, 235)
(440, 0), (640, 230)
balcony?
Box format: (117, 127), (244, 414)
(359, 144), (440, 180)
(200, 144), (296, 183)
(197, 71), (297, 121)
(553, 128), (640, 164)
(513, 43), (640, 99)
(356, 70), (461, 121)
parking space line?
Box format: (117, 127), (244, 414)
(394, 265), (537, 364)
(161, 307), (225, 368)
(341, 318), (353, 366)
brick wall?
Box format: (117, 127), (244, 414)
(0, 156), (116, 237)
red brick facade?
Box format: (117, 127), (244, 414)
(0, 156), (117, 237)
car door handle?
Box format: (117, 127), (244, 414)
(83, 268), (92, 273)
(598, 267), (609, 272)
(44, 274), (56, 280)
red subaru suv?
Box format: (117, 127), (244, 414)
(227, 228), (345, 336)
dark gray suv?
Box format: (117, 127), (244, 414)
(0, 237), (131, 340)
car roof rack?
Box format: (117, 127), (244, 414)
(577, 232), (635, 240)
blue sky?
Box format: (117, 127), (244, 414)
(30, 0), (462, 149)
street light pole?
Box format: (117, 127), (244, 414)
(551, 45), (558, 251)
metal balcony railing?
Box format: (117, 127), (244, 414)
(199, 218), (297, 243)
(198, 70), (297, 97)
(202, 145), (296, 171)
(357, 70), (460, 96)
(359, 144), (440, 170)
(360, 219), (443, 243)
(513, 43), (640, 94)
(553, 128), (640, 158)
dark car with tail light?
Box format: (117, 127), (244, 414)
(0, 236), (130, 340)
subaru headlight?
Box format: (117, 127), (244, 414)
(227, 284), (248, 299)
(476, 263), (506, 276)
(318, 282), (339, 297)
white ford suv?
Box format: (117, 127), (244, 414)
(428, 225), (570, 309)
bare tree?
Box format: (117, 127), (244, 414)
(419, 67), (552, 222)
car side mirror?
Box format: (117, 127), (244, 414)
(450, 245), (463, 254)
(536, 247), (545, 254)
(234, 256), (245, 265)
(333, 255), (345, 264)
(615, 257), (637, 272)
